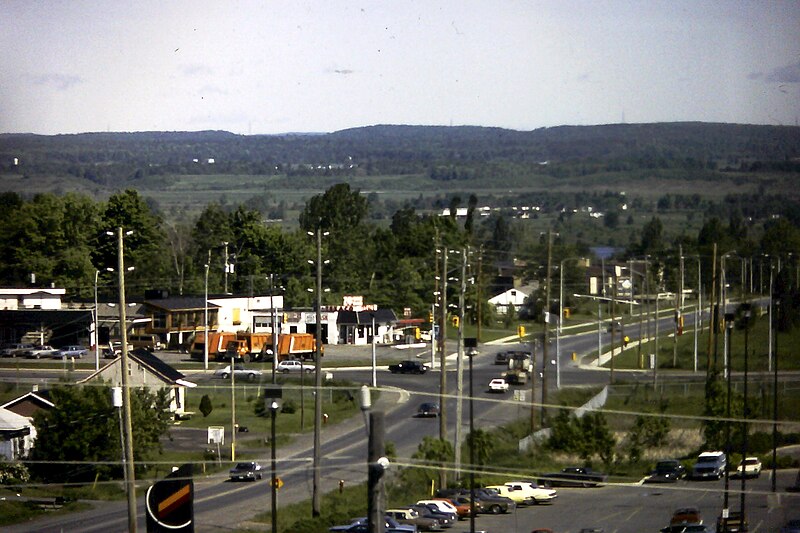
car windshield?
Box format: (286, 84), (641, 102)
(234, 462), (253, 469)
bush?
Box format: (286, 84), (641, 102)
(199, 394), (213, 417)
(0, 462), (30, 484)
(281, 399), (297, 414)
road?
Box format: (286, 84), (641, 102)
(3, 306), (797, 532)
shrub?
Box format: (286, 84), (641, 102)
(199, 394), (213, 417)
(0, 462), (30, 484)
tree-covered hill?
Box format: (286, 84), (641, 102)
(1, 122), (799, 187)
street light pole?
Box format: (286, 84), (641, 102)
(311, 228), (327, 518)
(270, 400), (279, 533)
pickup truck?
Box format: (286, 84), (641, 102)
(213, 364), (263, 382)
(538, 467), (607, 487)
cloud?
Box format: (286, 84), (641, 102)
(750, 62), (800, 84)
(30, 73), (82, 90)
(180, 64), (214, 77)
(330, 68), (355, 75)
(765, 61), (800, 83)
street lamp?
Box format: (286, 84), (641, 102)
(307, 228), (329, 518)
(270, 399), (279, 533)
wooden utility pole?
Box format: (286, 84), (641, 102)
(476, 247), (483, 343)
(438, 246), (448, 490)
(541, 231), (553, 425)
(708, 243), (717, 373)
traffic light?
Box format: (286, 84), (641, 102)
(428, 312), (434, 323)
(414, 327), (420, 339)
(517, 325), (526, 338)
(451, 316), (460, 328)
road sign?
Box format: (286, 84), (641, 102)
(271, 476), (284, 489)
(146, 463), (194, 532)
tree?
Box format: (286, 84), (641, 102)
(199, 394), (213, 417)
(28, 384), (171, 483)
(299, 183), (368, 233)
(95, 189), (170, 291)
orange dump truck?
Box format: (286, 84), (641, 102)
(191, 332), (321, 363)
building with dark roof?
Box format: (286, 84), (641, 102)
(79, 348), (196, 415)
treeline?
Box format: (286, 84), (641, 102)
(1, 122), (799, 189)
(2, 183), (799, 327)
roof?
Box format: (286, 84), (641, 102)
(1, 391), (55, 416)
(0, 407), (31, 431)
(336, 308), (398, 325)
(144, 297), (220, 312)
(80, 348), (192, 386)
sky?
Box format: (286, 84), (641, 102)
(1, 0), (799, 135)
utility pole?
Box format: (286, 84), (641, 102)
(114, 227), (137, 533)
(438, 246), (448, 490)
(223, 241), (229, 294)
(204, 250), (210, 371)
(673, 245), (683, 367)
(270, 273), (278, 384)
(610, 271), (616, 385)
(476, 247), (483, 343)
(367, 411), (386, 533)
(541, 231), (553, 424)
(313, 228), (324, 517)
(231, 350), (236, 461)
(454, 248), (467, 480)
(708, 243), (718, 373)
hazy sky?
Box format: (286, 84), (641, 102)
(2, 1), (799, 135)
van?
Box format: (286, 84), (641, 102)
(129, 334), (164, 351)
(691, 451), (726, 480)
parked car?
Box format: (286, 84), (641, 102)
(503, 481), (558, 504)
(54, 345), (88, 359)
(25, 345), (59, 358)
(670, 507), (702, 526)
(330, 516), (415, 533)
(437, 487), (515, 514)
(690, 451), (726, 480)
(484, 484), (535, 505)
(386, 508), (442, 531)
(416, 499), (460, 520)
(410, 504), (456, 528)
(494, 351), (510, 365)
(538, 466), (607, 487)
(433, 496), (481, 518)
(733, 457), (762, 478)
(388, 360), (429, 374)
(488, 378), (509, 393)
(229, 461), (262, 481)
(416, 402), (440, 418)
(276, 359), (315, 374)
(214, 364), (263, 381)
(645, 459), (686, 483)
(0, 343), (33, 357)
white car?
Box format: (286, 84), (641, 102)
(276, 359), (315, 374)
(735, 457), (762, 478)
(24, 345), (59, 359)
(488, 378), (509, 393)
(505, 481), (558, 504)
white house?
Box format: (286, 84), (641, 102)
(0, 407), (35, 460)
(488, 285), (535, 316)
